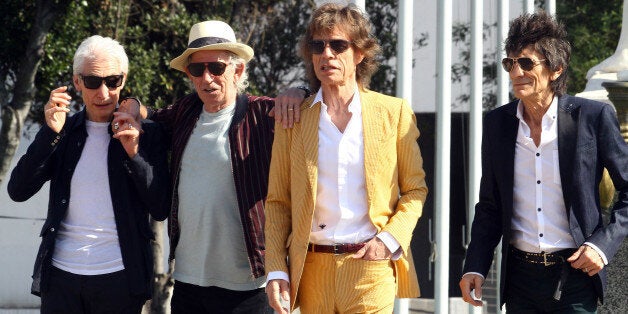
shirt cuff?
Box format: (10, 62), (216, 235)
(266, 271), (290, 284)
(462, 272), (485, 280)
(376, 232), (402, 260)
(584, 242), (608, 265)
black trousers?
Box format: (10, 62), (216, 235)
(40, 266), (145, 314)
(171, 280), (273, 314)
(504, 249), (598, 314)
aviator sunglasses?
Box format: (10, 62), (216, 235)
(309, 39), (352, 55)
(187, 62), (228, 77)
(501, 57), (547, 72)
(80, 74), (124, 90)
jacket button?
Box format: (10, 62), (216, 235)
(50, 228), (55, 232)
(61, 199), (67, 204)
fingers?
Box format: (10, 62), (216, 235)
(568, 245), (605, 276)
(266, 280), (290, 314)
(47, 86), (72, 109)
(353, 238), (391, 260)
(112, 112), (141, 135)
(460, 274), (484, 307)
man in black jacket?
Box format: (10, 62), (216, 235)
(7, 35), (170, 314)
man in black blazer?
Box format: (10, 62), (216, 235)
(460, 12), (628, 313)
(8, 35), (170, 313)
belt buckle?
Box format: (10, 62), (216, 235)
(543, 252), (551, 266)
(333, 244), (340, 254)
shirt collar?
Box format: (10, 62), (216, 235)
(516, 96), (558, 125)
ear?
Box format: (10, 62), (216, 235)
(234, 63), (245, 80)
(354, 49), (365, 65)
(73, 74), (81, 92)
(551, 66), (563, 81)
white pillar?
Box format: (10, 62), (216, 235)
(523, 0), (534, 13)
(468, 1), (483, 312)
(545, 0), (556, 16)
(435, 0), (452, 313)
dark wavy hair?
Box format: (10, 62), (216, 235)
(298, 3), (381, 91)
(505, 11), (571, 96)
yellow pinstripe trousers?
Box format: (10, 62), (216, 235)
(297, 252), (396, 314)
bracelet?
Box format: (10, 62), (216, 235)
(296, 86), (312, 98)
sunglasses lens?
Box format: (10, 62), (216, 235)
(187, 63), (205, 77)
(309, 40), (325, 54)
(81, 75), (123, 89)
(81, 76), (101, 89)
(187, 62), (228, 77)
(104, 75), (123, 88)
(517, 58), (535, 71)
(207, 62), (227, 76)
(501, 58), (514, 72)
(329, 40), (350, 54)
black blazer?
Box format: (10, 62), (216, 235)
(7, 109), (170, 300)
(463, 95), (628, 305)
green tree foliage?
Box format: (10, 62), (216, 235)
(557, 0), (623, 95)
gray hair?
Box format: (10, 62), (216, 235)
(229, 53), (249, 94)
(73, 35), (128, 75)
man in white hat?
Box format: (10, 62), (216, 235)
(125, 20), (308, 313)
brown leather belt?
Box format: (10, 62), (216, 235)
(509, 246), (576, 267)
(308, 243), (366, 254)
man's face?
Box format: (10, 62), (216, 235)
(311, 27), (364, 88)
(73, 51), (125, 122)
(508, 45), (562, 104)
(185, 50), (243, 112)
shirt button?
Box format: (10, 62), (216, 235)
(536, 153), (540, 157)
(537, 180), (541, 184)
(539, 233), (543, 237)
(537, 208), (542, 212)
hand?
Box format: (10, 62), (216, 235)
(111, 112), (141, 158)
(352, 237), (392, 261)
(118, 97), (144, 120)
(459, 273), (484, 307)
(270, 87), (306, 129)
(44, 86), (72, 133)
(567, 245), (605, 276)
(266, 279), (290, 314)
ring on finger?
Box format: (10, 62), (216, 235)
(113, 122), (120, 130)
(128, 123), (133, 129)
(288, 108), (294, 111)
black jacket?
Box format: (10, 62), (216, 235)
(463, 95), (628, 305)
(7, 109), (170, 300)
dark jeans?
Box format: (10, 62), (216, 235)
(504, 250), (598, 314)
(41, 266), (145, 314)
(171, 280), (273, 314)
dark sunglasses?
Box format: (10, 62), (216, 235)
(501, 57), (547, 72)
(309, 39), (352, 55)
(187, 62), (228, 77)
(80, 74), (124, 90)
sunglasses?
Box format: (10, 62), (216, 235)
(80, 74), (124, 90)
(309, 39), (352, 55)
(187, 62), (228, 77)
(501, 57), (547, 72)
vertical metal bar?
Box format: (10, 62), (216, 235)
(435, 0), (452, 313)
(469, 1), (483, 313)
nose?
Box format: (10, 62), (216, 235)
(509, 61), (524, 77)
(96, 82), (109, 98)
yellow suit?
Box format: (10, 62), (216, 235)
(265, 88), (428, 310)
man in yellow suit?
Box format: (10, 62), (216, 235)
(264, 4), (428, 313)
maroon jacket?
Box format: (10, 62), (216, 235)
(151, 93), (275, 278)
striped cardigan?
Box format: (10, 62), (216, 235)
(151, 93), (275, 279)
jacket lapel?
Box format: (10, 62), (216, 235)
(360, 91), (378, 212)
(496, 102), (519, 231)
(557, 95), (578, 212)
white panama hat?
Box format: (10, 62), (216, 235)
(169, 20), (254, 72)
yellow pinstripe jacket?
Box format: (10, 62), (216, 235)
(265, 88), (428, 310)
